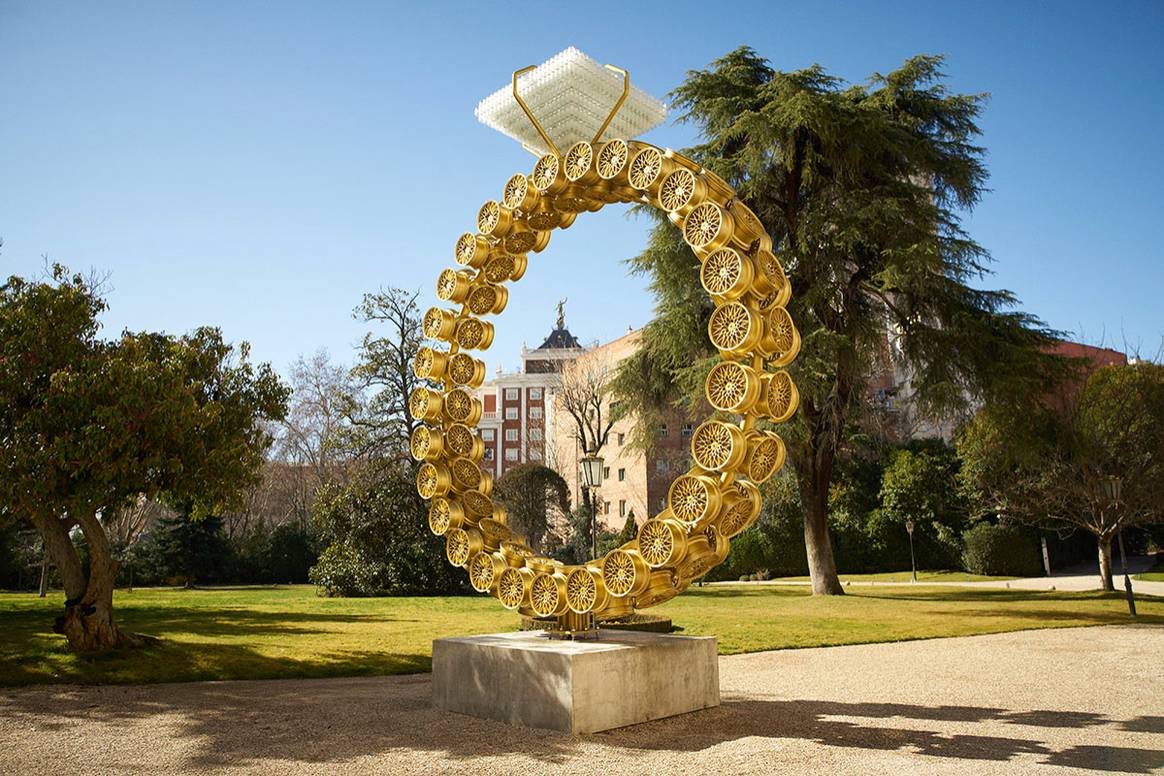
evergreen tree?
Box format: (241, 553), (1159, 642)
(154, 510), (231, 586)
(617, 509), (638, 546)
(612, 49), (1061, 593)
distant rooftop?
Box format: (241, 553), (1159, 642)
(537, 326), (582, 350)
(534, 299), (582, 351)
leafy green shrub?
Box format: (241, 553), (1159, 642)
(961, 522), (1042, 576)
(308, 462), (463, 597)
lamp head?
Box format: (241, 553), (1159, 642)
(580, 451), (604, 488)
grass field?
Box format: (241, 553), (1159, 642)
(1135, 554), (1164, 582)
(767, 570), (1017, 583)
(1, 583), (1159, 687)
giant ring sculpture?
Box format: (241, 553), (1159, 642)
(409, 64), (800, 636)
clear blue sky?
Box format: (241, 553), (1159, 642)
(2, 1), (1162, 379)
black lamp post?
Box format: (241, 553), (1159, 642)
(580, 451), (604, 559)
(1103, 475), (1136, 617)
(905, 520), (917, 583)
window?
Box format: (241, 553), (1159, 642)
(505, 448), (519, 461)
(657, 497), (667, 510)
(681, 423), (694, 437)
(618, 468), (625, 482)
(529, 387), (543, 399)
(659, 424), (668, 437)
(529, 448), (542, 460)
(655, 459), (668, 474)
(483, 448), (494, 461)
(505, 407), (518, 419)
(529, 406), (542, 419)
(505, 388), (519, 401)
(505, 429), (518, 441)
(529, 428), (542, 441)
(618, 433), (625, 446)
(619, 500), (626, 517)
(603, 466), (610, 479)
(481, 429), (495, 441)
(604, 502), (611, 515)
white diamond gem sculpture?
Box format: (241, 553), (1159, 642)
(475, 47), (667, 155)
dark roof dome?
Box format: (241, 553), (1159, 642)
(537, 327), (581, 350)
(536, 298), (582, 350)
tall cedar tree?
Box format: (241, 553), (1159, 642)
(612, 49), (1060, 594)
(0, 267), (288, 650)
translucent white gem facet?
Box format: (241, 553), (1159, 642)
(474, 47), (668, 154)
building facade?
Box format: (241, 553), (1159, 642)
(550, 328), (697, 532)
(473, 312), (587, 481)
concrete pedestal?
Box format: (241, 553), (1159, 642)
(431, 630), (719, 734)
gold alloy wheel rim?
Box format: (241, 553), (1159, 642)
(410, 140), (799, 621)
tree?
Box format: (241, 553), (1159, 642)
(308, 460), (462, 596)
(876, 442), (967, 568)
(274, 349), (357, 528)
(618, 509), (639, 545)
(280, 350), (356, 477)
(557, 353), (618, 513)
(493, 464), (570, 553)
(345, 288), (425, 463)
(153, 511), (231, 586)
(0, 267), (289, 651)
(958, 362), (1164, 590)
(611, 48), (1060, 594)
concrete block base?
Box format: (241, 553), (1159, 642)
(431, 630), (719, 734)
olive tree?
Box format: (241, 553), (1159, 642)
(0, 267), (288, 651)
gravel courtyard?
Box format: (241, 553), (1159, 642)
(1, 625), (1160, 776)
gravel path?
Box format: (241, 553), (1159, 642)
(1, 625), (1161, 776)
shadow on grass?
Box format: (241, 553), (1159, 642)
(0, 604), (435, 687)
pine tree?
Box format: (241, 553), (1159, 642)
(617, 509), (638, 546)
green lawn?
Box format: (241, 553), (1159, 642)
(1135, 554), (1164, 582)
(1, 584), (1158, 687)
(767, 570), (1018, 583)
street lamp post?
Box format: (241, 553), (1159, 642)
(580, 451), (604, 560)
(905, 520), (917, 583)
(1103, 476), (1136, 617)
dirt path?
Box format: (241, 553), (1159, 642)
(1, 625), (1161, 775)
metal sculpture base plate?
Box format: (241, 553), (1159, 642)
(432, 630), (719, 734)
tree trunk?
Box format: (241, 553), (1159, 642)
(804, 483), (845, 595)
(39, 509), (156, 653)
(38, 549), (49, 597)
(1098, 534), (1114, 592)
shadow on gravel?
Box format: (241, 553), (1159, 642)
(3, 682), (1162, 771)
(0, 674), (583, 768)
(605, 697), (1164, 773)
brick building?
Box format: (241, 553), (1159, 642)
(550, 328), (696, 532)
(474, 311), (587, 480)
